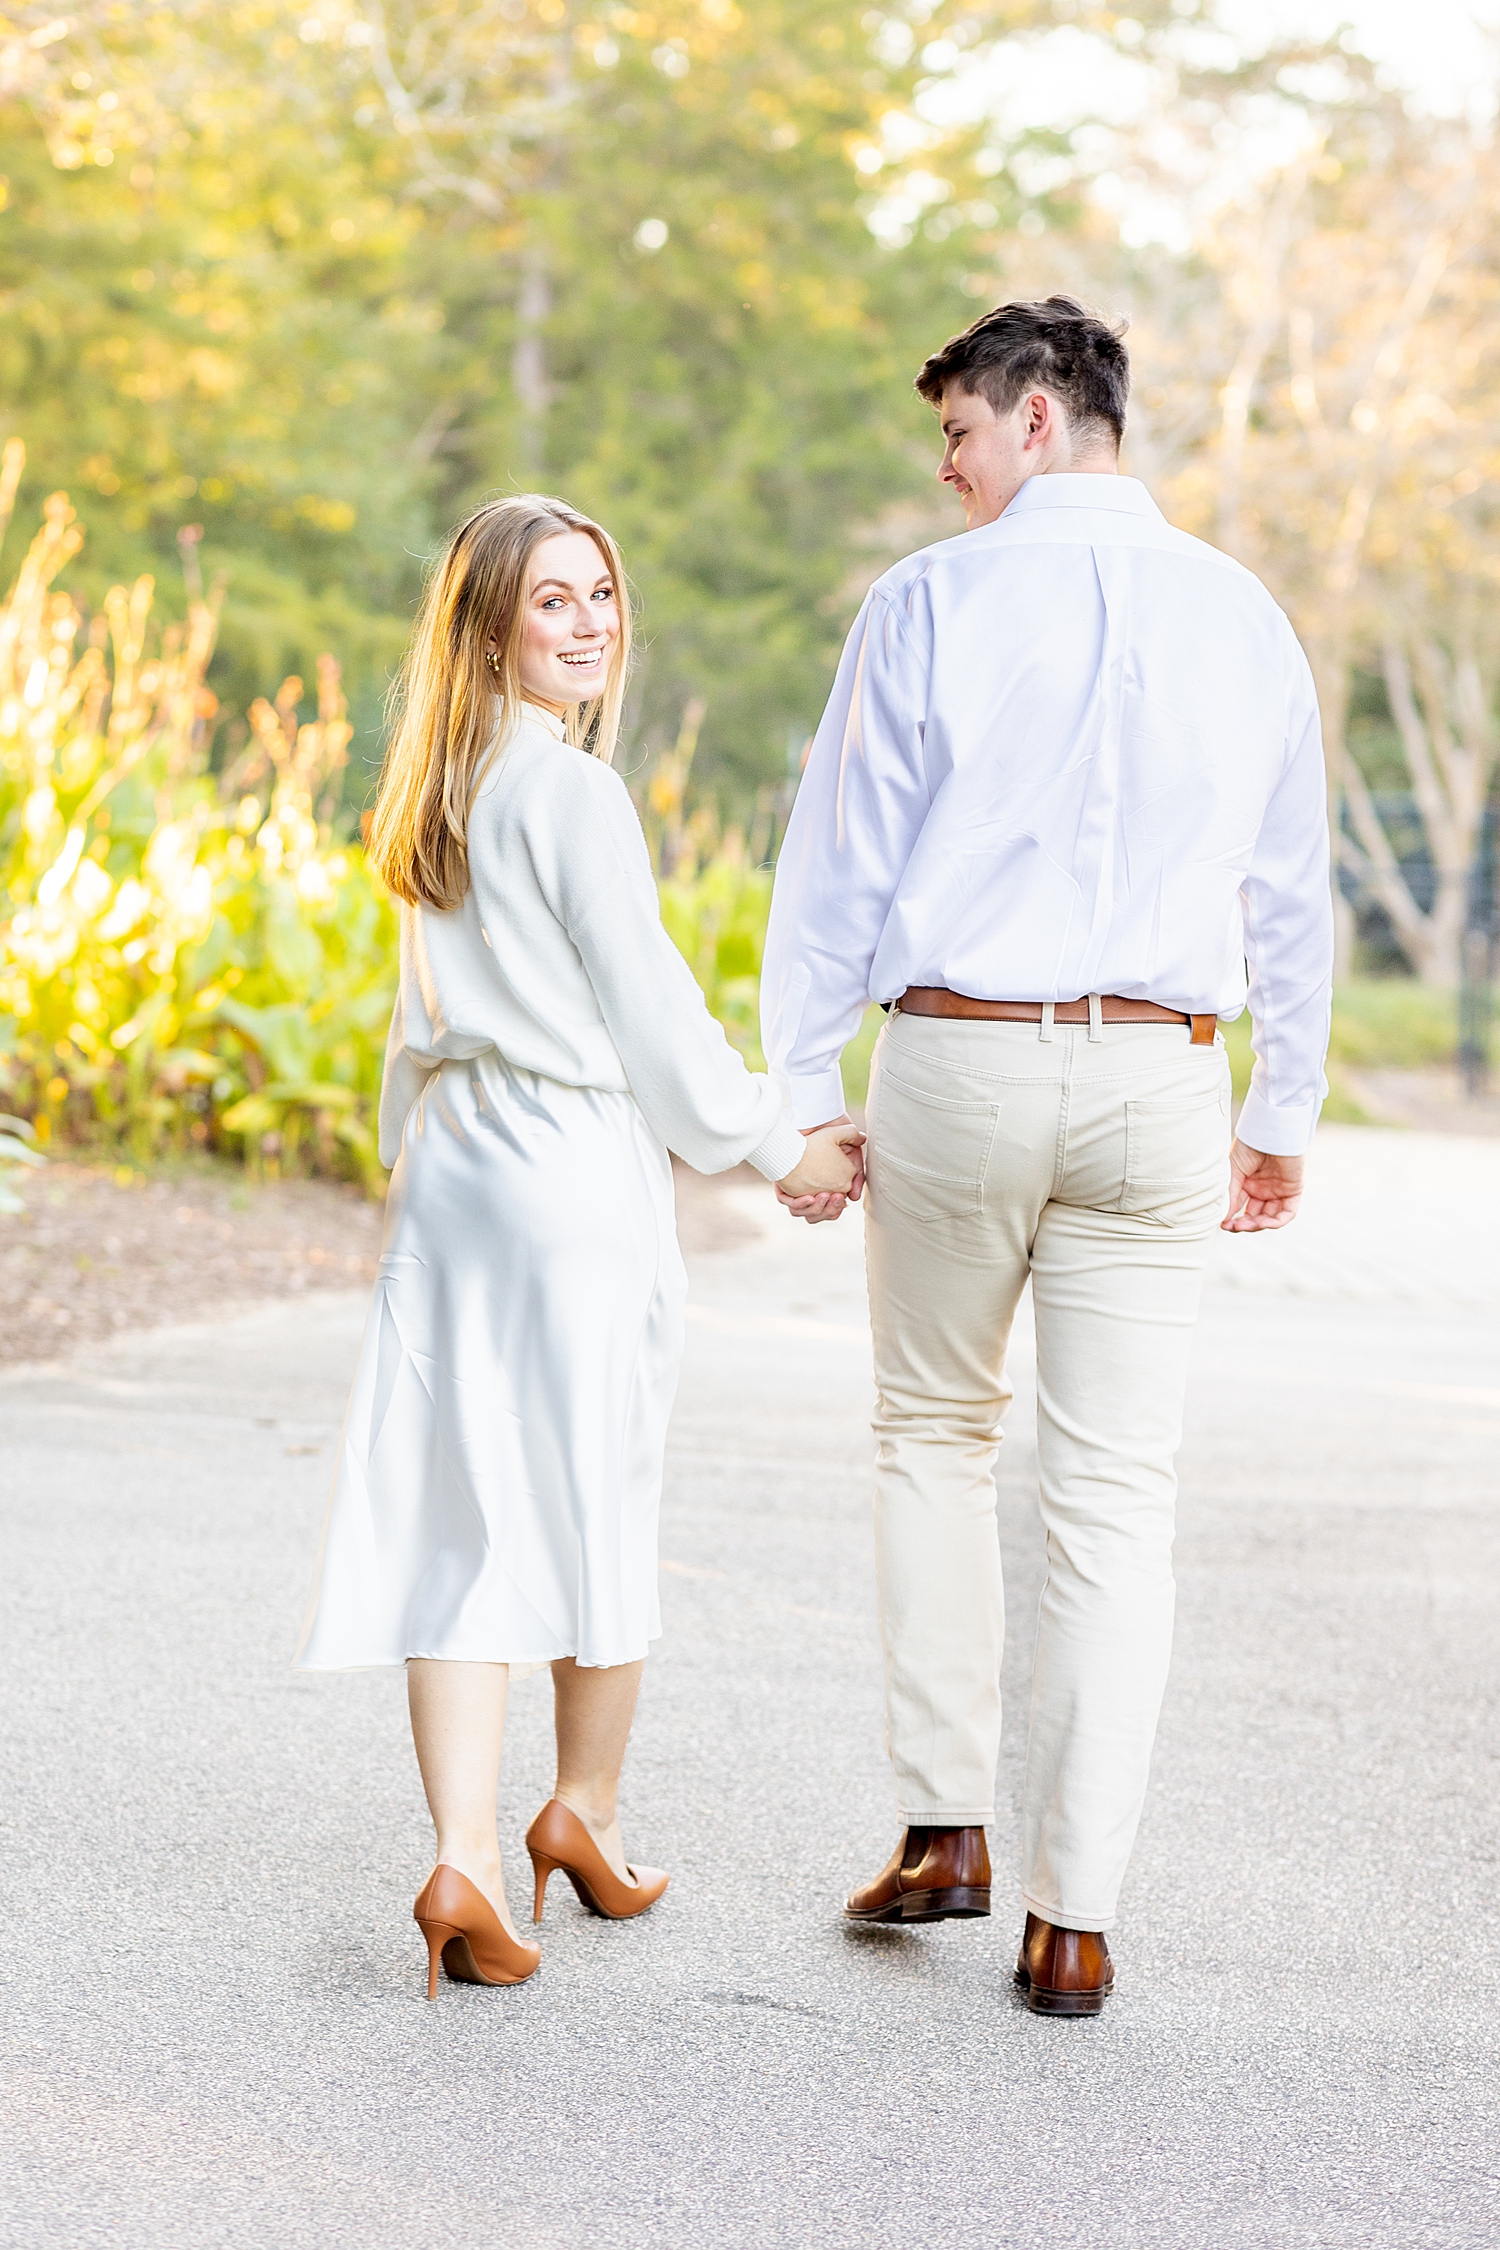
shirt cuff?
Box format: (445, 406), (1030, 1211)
(1235, 1084), (1323, 1157)
(779, 1066), (850, 1132)
(745, 1115), (808, 1184)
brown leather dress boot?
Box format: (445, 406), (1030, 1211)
(1013, 1910), (1114, 2015)
(844, 1826), (991, 1923)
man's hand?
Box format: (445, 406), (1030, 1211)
(777, 1113), (866, 1225)
(1222, 1140), (1305, 1232)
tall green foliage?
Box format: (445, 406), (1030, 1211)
(0, 480), (397, 1188)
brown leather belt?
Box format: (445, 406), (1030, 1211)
(897, 988), (1218, 1046)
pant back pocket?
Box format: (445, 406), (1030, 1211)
(867, 1065), (1000, 1225)
(1120, 1083), (1230, 1220)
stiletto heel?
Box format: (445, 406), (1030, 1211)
(412, 1865), (541, 1997)
(420, 1920), (456, 2001)
(525, 1799), (669, 1922)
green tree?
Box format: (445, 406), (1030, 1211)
(1, 0), (1180, 804)
(0, 4), (454, 760)
(344, 0), (1042, 795)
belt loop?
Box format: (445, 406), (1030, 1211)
(1039, 1001), (1055, 1043)
(1087, 992), (1103, 1043)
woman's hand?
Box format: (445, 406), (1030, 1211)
(775, 1122), (864, 1222)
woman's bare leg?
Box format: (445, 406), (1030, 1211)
(407, 1659), (521, 1937)
(551, 1657), (645, 1882)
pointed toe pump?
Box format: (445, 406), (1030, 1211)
(412, 1865), (542, 1999)
(525, 1798), (669, 1923)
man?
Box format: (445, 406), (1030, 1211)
(761, 295), (1332, 2015)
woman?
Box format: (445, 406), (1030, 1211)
(296, 495), (858, 1997)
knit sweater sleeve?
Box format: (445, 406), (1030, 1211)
(376, 911), (439, 1169)
(530, 754), (804, 1180)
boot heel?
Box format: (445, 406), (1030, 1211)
(416, 1918), (457, 2001)
(530, 1855), (557, 1924)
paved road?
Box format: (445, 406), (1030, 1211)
(2, 1125), (1498, 2249)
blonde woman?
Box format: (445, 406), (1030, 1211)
(296, 495), (858, 1997)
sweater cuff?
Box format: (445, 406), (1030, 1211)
(1235, 1084), (1323, 1157)
(745, 1115), (807, 1184)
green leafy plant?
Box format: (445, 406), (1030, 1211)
(0, 468), (397, 1190)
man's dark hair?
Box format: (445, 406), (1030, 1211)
(914, 295), (1130, 447)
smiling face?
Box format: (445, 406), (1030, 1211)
(936, 380), (1117, 528)
(507, 529), (622, 713)
(937, 384), (1051, 529)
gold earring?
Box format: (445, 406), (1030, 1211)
(484, 648), (500, 674)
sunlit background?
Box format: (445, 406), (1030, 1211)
(1, 0), (1496, 1201)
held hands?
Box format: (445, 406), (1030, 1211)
(1222, 1140), (1304, 1232)
(777, 1125), (1306, 1230)
(776, 1117), (866, 1225)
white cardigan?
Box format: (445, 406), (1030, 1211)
(377, 705), (805, 1183)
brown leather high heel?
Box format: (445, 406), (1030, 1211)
(412, 1864), (541, 1998)
(525, 1798), (669, 1923)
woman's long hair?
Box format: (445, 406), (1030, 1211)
(367, 494), (631, 910)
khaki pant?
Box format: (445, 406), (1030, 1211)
(863, 1009), (1231, 1931)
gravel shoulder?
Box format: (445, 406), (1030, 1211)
(0, 1155), (763, 1367)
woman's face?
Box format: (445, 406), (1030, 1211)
(508, 530), (621, 713)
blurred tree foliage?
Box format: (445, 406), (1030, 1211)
(1002, 23), (1500, 983)
(0, 5), (431, 765)
(0, 0), (1113, 800)
(1155, 99), (1500, 985)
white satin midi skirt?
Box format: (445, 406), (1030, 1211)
(295, 1052), (687, 1671)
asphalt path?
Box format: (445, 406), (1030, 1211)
(2, 1124), (1497, 2249)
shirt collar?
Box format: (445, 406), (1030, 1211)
(1000, 474), (1162, 522)
(520, 700), (567, 740)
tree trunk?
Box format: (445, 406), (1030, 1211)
(512, 236), (551, 482)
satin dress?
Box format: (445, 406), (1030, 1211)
(297, 1053), (684, 1670)
(295, 705), (801, 1672)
